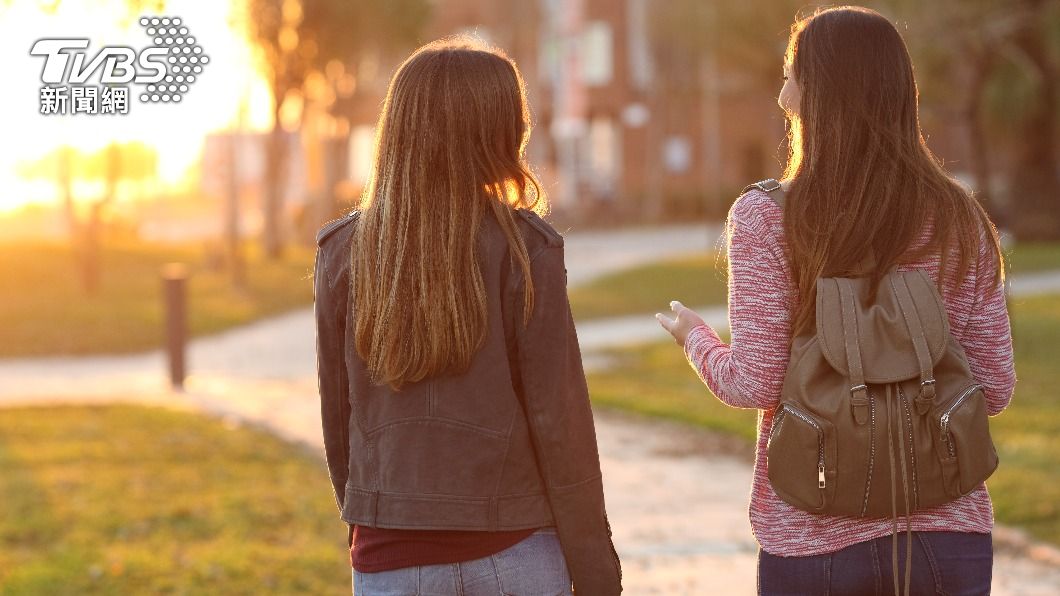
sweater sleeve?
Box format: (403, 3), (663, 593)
(960, 233), (1016, 416)
(683, 193), (793, 410)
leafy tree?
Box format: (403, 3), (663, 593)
(245, 0), (429, 256)
(245, 0), (312, 259)
(298, 0), (429, 231)
(891, 0), (1060, 238)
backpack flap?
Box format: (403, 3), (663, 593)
(815, 271), (949, 409)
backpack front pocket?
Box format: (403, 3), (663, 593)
(934, 384), (998, 497)
(767, 403), (836, 512)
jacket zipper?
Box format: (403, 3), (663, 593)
(940, 384), (983, 457)
(782, 404), (826, 489)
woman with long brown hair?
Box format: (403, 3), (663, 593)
(658, 6), (1014, 595)
(313, 38), (622, 594)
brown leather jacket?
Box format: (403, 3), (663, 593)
(313, 208), (622, 594)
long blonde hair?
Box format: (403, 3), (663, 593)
(352, 38), (545, 390)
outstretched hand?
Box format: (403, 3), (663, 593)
(656, 301), (707, 347)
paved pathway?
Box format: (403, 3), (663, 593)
(1008, 269), (1060, 296)
(0, 224), (722, 401)
(561, 224), (722, 286)
(3, 225), (1060, 594)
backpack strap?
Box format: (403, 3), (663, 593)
(835, 278), (870, 425)
(743, 178), (785, 208)
(889, 274), (938, 413)
(747, 178), (884, 276)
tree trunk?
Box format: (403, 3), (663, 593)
(315, 130), (350, 234)
(79, 144), (121, 295)
(964, 52), (1003, 225)
(263, 98), (289, 259)
(1008, 3), (1060, 240)
(225, 128), (246, 290)
(58, 146), (77, 238)
(80, 203), (101, 294)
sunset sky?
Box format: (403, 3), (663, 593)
(0, 0), (275, 213)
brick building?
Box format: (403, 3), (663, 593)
(332, 0), (789, 221)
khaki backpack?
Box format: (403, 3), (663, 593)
(746, 179), (999, 595)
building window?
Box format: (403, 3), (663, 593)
(663, 136), (691, 173)
(581, 21), (613, 87)
(587, 116), (620, 198)
(627, 0), (653, 89)
(348, 125), (375, 187)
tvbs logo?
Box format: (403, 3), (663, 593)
(31, 16), (209, 115)
(31, 39), (169, 84)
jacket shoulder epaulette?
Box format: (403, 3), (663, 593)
(316, 211), (359, 246)
(516, 209), (563, 248)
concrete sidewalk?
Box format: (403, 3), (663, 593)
(0, 223), (723, 401)
(5, 382), (1058, 594)
(1008, 269), (1060, 296)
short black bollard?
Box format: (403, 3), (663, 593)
(162, 263), (188, 390)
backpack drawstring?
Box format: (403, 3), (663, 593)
(885, 383), (914, 596)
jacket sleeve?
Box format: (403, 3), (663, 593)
(511, 244), (623, 595)
(313, 246), (354, 547)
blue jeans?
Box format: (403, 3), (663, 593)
(352, 527), (573, 595)
(757, 531), (992, 595)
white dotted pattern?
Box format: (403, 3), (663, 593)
(137, 16), (208, 103)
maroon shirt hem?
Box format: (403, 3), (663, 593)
(350, 525), (540, 573)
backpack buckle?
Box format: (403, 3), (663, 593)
(920, 378), (936, 399)
(915, 379), (936, 414)
(850, 384), (869, 425)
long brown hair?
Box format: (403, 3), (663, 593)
(352, 38), (545, 389)
(780, 6), (1004, 336)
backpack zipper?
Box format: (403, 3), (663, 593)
(899, 385), (919, 509)
(767, 409), (787, 447)
(940, 384), (984, 457)
(781, 404), (826, 489)
(860, 393), (877, 517)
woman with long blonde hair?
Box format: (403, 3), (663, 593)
(659, 7), (1014, 595)
(313, 38), (622, 595)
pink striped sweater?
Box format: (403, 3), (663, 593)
(684, 188), (1017, 557)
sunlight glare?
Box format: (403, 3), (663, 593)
(0, 0), (274, 213)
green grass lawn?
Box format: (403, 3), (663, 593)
(0, 240), (315, 357)
(1005, 242), (1060, 274)
(587, 293), (1060, 545)
(569, 243), (1060, 321)
(0, 404), (348, 595)
(586, 338), (757, 443)
(569, 254), (728, 321)
(986, 294), (1060, 545)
